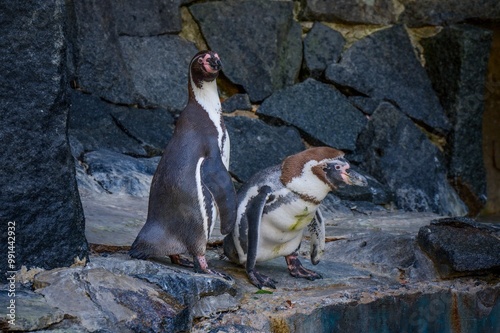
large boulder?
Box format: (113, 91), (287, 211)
(325, 25), (450, 134)
(68, 91), (146, 157)
(417, 217), (500, 278)
(33, 265), (190, 332)
(398, 0), (500, 27)
(225, 116), (305, 183)
(0, 0), (88, 280)
(422, 25), (493, 216)
(356, 102), (468, 216)
(190, 0), (302, 102)
(257, 79), (367, 151)
(299, 0), (399, 25)
(82, 150), (160, 197)
(70, 0), (195, 109)
(303, 22), (345, 79)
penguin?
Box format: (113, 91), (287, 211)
(223, 147), (368, 288)
(130, 51), (236, 279)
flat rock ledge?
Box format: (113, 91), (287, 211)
(2, 206), (500, 332)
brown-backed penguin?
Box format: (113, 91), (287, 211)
(223, 147), (368, 288)
(130, 51), (236, 279)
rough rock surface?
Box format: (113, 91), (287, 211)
(4, 190), (496, 333)
(418, 217), (500, 278)
(356, 102), (467, 216)
(71, 0), (196, 109)
(303, 22), (345, 79)
(33, 265), (191, 332)
(112, 0), (182, 36)
(325, 25), (450, 134)
(222, 94), (253, 113)
(299, 0), (400, 25)
(190, 0), (302, 102)
(82, 150), (159, 197)
(399, 0), (500, 27)
(299, 0), (500, 27)
(423, 25), (493, 215)
(0, 0), (88, 280)
(118, 35), (198, 109)
(225, 115), (305, 182)
(69, 91), (146, 156)
(257, 79), (366, 151)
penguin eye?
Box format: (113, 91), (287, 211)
(197, 58), (204, 64)
(335, 165), (341, 170)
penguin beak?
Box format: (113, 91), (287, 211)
(208, 55), (222, 71)
(342, 169), (368, 187)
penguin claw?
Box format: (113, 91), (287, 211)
(248, 270), (277, 289)
(169, 255), (194, 268)
(285, 254), (323, 281)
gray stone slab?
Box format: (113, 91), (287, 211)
(190, 0), (302, 102)
(257, 79), (367, 151)
(325, 25), (450, 134)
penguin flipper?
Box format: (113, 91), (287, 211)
(308, 208), (325, 265)
(245, 185), (276, 289)
(201, 155), (237, 235)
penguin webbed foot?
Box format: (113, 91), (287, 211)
(285, 254), (323, 281)
(193, 255), (233, 281)
(247, 269), (277, 289)
(169, 254), (194, 268)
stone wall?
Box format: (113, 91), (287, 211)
(69, 0), (498, 217)
(1, 0), (499, 278)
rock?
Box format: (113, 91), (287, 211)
(356, 102), (468, 216)
(110, 105), (175, 155)
(303, 22), (345, 79)
(325, 25), (450, 134)
(190, 0), (302, 102)
(112, 0), (182, 36)
(118, 35), (198, 109)
(417, 217), (500, 278)
(81, 192), (148, 246)
(348, 96), (383, 115)
(0, 291), (65, 331)
(225, 115), (305, 183)
(0, 0), (88, 280)
(82, 150), (159, 197)
(70, 0), (137, 104)
(299, 0), (400, 25)
(87, 255), (237, 318)
(257, 79), (367, 151)
(34, 265), (190, 332)
(71, 0), (196, 109)
(334, 168), (392, 205)
(222, 94), (253, 113)
(69, 91), (146, 156)
(399, 0), (500, 27)
(422, 25), (493, 216)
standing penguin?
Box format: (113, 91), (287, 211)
(130, 51), (236, 278)
(223, 147), (368, 288)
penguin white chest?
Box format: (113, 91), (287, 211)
(258, 199), (318, 261)
(191, 78), (229, 168)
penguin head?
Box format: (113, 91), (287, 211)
(280, 147), (368, 202)
(189, 50), (222, 87)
